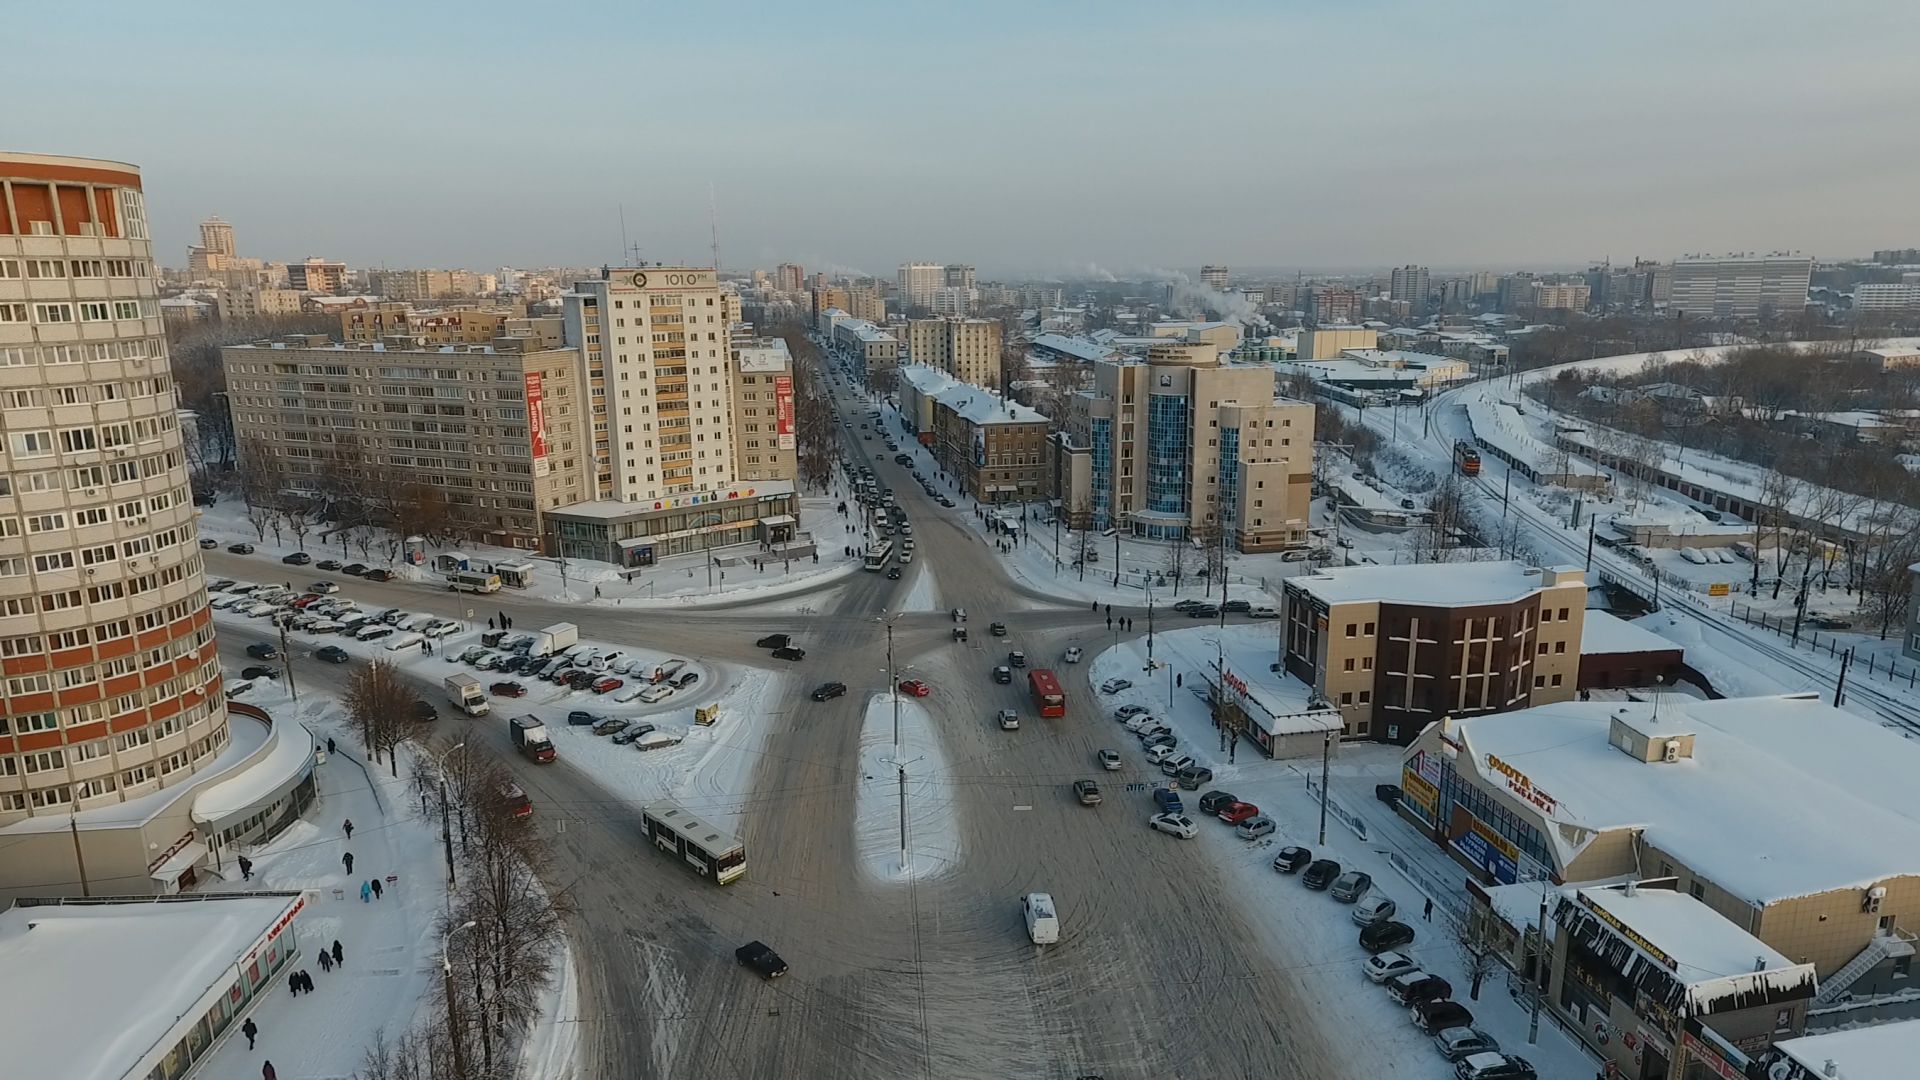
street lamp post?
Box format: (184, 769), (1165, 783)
(433, 742), (466, 897)
(442, 920), (478, 1078)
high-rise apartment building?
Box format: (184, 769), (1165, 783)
(1200, 265), (1229, 290)
(908, 317), (1002, 390)
(199, 216), (235, 259)
(1669, 254), (1812, 318)
(1853, 283), (1920, 312)
(1057, 343), (1314, 551)
(215, 282), (303, 321)
(929, 286), (971, 316)
(369, 268), (481, 301)
(1531, 282), (1591, 311)
(846, 282), (886, 323)
(0, 154), (315, 899)
(286, 257), (347, 294)
(897, 262), (945, 309)
(223, 333), (588, 549)
(811, 286), (849, 321)
(774, 263), (805, 293)
(1308, 286), (1362, 325)
(1389, 265), (1430, 313)
(730, 337), (797, 483)
(943, 264), (975, 291)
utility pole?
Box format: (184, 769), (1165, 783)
(1584, 517), (1596, 574)
(443, 921), (477, 1079)
(1317, 731), (1331, 845)
(69, 816), (91, 897)
(887, 621), (899, 748)
(436, 742), (465, 897)
(279, 618), (297, 700)
(896, 761), (908, 874)
(1834, 647), (1852, 708)
(1528, 879), (1550, 1044)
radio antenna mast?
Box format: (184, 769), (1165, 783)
(708, 182), (721, 272)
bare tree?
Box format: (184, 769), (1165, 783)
(344, 660), (418, 773)
(1163, 534), (1196, 594)
(1452, 910), (1503, 1001)
(234, 436), (281, 541)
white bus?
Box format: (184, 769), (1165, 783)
(447, 570), (501, 594)
(641, 803), (746, 884)
(862, 539), (894, 571)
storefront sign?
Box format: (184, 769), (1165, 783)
(1485, 753), (1559, 815)
(1708, 582), (1730, 597)
(1679, 1032), (1745, 1080)
(1400, 769), (1439, 813)
(774, 375), (796, 451)
(1582, 893), (1679, 971)
(1452, 812), (1520, 885)
(1412, 748), (1443, 787)
(525, 372), (549, 478)
(648, 487), (758, 512)
(245, 894), (307, 965)
(1221, 667), (1249, 698)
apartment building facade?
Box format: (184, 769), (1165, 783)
(830, 316), (900, 380)
(730, 337), (797, 483)
(286, 257), (347, 293)
(908, 316), (1001, 389)
(1670, 255), (1813, 318)
(1057, 343), (1313, 551)
(1283, 562), (1586, 743)
(897, 262), (944, 309)
(223, 333), (588, 549)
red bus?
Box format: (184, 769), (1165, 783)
(1028, 669), (1065, 718)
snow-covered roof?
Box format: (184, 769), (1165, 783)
(839, 319), (895, 343)
(932, 385), (1047, 425)
(1450, 695), (1920, 902)
(0, 895), (305, 1080)
(0, 712), (269, 836)
(1463, 394), (1607, 478)
(1338, 349), (1471, 371)
(898, 363), (961, 397)
(1577, 883), (1797, 984)
(192, 712), (316, 824)
(733, 338), (791, 373)
(1774, 1017), (1920, 1080)
(1029, 333), (1121, 362)
(1289, 560), (1579, 608)
(1580, 610), (1683, 657)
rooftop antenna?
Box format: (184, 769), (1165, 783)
(708, 182), (721, 272)
(619, 203), (630, 268)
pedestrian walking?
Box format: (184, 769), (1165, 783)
(331, 940), (344, 966)
(370, 877), (383, 900)
(326, 737), (336, 755)
(263, 1061), (277, 1080)
(343, 818), (354, 839)
(594, 585), (602, 598)
(360, 880), (371, 903)
(238, 855), (253, 882)
(487, 616), (495, 630)
(342, 851), (354, 875)
(1105, 603), (1112, 617)
(289, 972), (300, 996)
(1107, 615), (1113, 630)
(1423, 897), (1433, 922)
(242, 1018), (258, 1050)
(318, 949), (332, 972)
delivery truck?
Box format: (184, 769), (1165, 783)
(443, 673), (490, 717)
(509, 715), (556, 763)
(528, 622), (579, 659)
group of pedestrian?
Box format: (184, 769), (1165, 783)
(359, 877), (385, 902)
(287, 969), (316, 995)
(488, 612), (516, 631)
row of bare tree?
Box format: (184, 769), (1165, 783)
(229, 435), (479, 563)
(342, 660), (569, 1080)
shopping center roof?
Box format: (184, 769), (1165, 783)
(1288, 560), (1577, 607)
(1774, 1017), (1920, 1080)
(1579, 610), (1682, 656)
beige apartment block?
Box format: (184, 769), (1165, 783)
(731, 337), (797, 483)
(222, 333), (587, 549)
(1296, 325), (1377, 359)
(908, 316), (1002, 389)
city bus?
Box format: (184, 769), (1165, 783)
(1453, 441), (1482, 477)
(447, 569), (502, 594)
(862, 539), (894, 571)
(641, 803), (746, 885)
(1028, 669), (1066, 718)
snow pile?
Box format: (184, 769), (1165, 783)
(854, 693), (960, 882)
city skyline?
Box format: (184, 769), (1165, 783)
(7, 1), (1915, 276)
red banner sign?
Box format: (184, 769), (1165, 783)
(525, 372), (549, 477)
(774, 375), (795, 450)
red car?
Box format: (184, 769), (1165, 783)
(291, 594), (324, 609)
(591, 677), (623, 695)
(1218, 801), (1261, 825)
(490, 681), (526, 698)
(898, 679), (932, 698)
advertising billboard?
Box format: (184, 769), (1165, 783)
(525, 371), (549, 478)
(774, 375), (796, 450)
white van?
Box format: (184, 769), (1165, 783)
(384, 631), (425, 653)
(1023, 892), (1059, 944)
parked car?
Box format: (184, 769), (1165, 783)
(1236, 815), (1277, 839)
(1157, 754), (1196, 777)
(1352, 894), (1399, 926)
(1147, 813), (1198, 839)
(1186, 604), (1221, 618)
(611, 723), (656, 745)
(898, 679), (931, 697)
(1174, 765), (1214, 790)
(1217, 801), (1260, 824)
(1099, 678), (1132, 694)
(1140, 732), (1177, 752)
(245, 642), (278, 660)
(317, 559), (343, 571)
(241, 665), (279, 680)
(1359, 920), (1417, 954)
(771, 646), (806, 661)
(281, 551), (312, 565)
(1222, 599), (1251, 613)
(1248, 605), (1280, 618)
(1453, 1053), (1533, 1080)
(1114, 704), (1150, 720)
(1375, 783), (1404, 804)
(592, 717), (629, 736)
(1331, 871), (1375, 903)
(735, 941), (788, 980)
(490, 681), (526, 697)
(670, 670), (699, 689)
(592, 677), (623, 695)
(227, 543), (255, 554)
(316, 646), (350, 664)
(363, 569), (395, 582)
(1144, 742), (1181, 765)
(1363, 950), (1418, 983)
(1097, 748), (1122, 771)
(1303, 859), (1342, 890)
(200, 538), (218, 549)
(1272, 845), (1313, 873)
(566, 711), (601, 727)
(639, 684), (675, 704)
(1410, 999), (1475, 1036)
(411, 700), (438, 723)
(811, 681), (848, 702)
(1071, 780), (1102, 805)
(341, 563), (368, 576)
(1386, 972), (1452, 1007)
(1152, 788), (1184, 815)
(1197, 791), (1237, 815)
(1432, 1028), (1501, 1063)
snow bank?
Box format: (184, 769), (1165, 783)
(854, 693), (960, 882)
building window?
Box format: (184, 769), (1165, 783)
(1340, 691), (1353, 705)
(1346, 623), (1357, 638)
(1688, 881), (1705, 900)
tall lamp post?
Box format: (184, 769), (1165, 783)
(432, 742), (466, 896)
(442, 920), (478, 1078)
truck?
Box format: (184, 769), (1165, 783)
(509, 715), (556, 763)
(528, 622), (579, 659)
(443, 674), (490, 717)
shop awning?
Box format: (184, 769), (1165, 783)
(149, 841), (208, 883)
(760, 514), (796, 526)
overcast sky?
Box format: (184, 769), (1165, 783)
(11, 0), (1916, 278)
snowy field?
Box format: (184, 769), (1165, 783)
(1084, 628), (1600, 1080)
(853, 692), (960, 883)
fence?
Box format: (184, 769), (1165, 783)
(1729, 601), (1920, 688)
(1302, 775), (1369, 842)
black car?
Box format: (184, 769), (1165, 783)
(1302, 859), (1342, 890)
(1271, 845), (1313, 873)
(245, 642), (278, 660)
(1386, 972), (1453, 1007)
(670, 671), (700, 689)
(411, 700), (438, 722)
(567, 711), (601, 726)
(811, 681), (847, 702)
(1411, 999), (1475, 1036)
(992, 666), (1013, 684)
(989, 622), (1007, 637)
(1222, 599), (1251, 613)
(565, 670), (596, 690)
(735, 940), (788, 979)
(1186, 604), (1221, 619)
(1007, 650), (1027, 668)
(886, 567), (902, 580)
(342, 563), (368, 576)
(1376, 783), (1404, 804)
(227, 543), (255, 554)
(281, 551), (312, 565)
(772, 646), (806, 661)
(317, 559), (343, 571)
(240, 665), (279, 680)
(363, 569), (395, 582)
(1359, 921), (1417, 954)
(1197, 790), (1238, 815)
(756, 633), (792, 649)
(316, 646), (350, 664)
